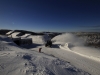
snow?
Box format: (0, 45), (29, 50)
(60, 43), (100, 62)
(8, 32), (20, 38)
(0, 35), (90, 75)
(0, 32), (100, 75)
(32, 33), (100, 75)
(6, 30), (14, 35)
(52, 33), (100, 62)
(27, 34), (50, 44)
(21, 34), (31, 38)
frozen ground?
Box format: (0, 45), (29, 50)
(0, 33), (100, 75)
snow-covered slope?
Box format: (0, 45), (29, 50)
(37, 45), (100, 75)
(7, 32), (20, 38)
(21, 33), (31, 38)
(6, 30), (14, 35)
(30, 33), (100, 75)
(0, 35), (90, 75)
(52, 33), (100, 61)
(1, 32), (100, 75)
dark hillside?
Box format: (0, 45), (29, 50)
(0, 29), (11, 35)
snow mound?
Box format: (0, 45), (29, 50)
(0, 35), (21, 51)
(0, 35), (13, 42)
(60, 43), (73, 50)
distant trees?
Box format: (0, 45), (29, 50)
(75, 32), (100, 48)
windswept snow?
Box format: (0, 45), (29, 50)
(1, 32), (100, 75)
(52, 33), (100, 62)
(60, 43), (100, 62)
(27, 34), (50, 44)
(31, 33), (100, 75)
(0, 35), (90, 75)
(52, 33), (84, 46)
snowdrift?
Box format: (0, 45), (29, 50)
(60, 43), (73, 51)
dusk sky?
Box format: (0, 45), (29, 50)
(0, 0), (100, 32)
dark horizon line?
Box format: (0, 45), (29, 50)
(0, 29), (100, 33)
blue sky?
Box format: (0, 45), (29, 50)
(0, 0), (100, 32)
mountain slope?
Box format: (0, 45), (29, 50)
(0, 35), (90, 75)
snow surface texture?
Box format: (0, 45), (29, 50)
(60, 43), (100, 62)
(52, 33), (100, 61)
(30, 33), (100, 75)
(0, 35), (90, 75)
(1, 32), (100, 75)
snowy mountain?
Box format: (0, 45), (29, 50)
(0, 35), (90, 75)
(0, 30), (100, 75)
